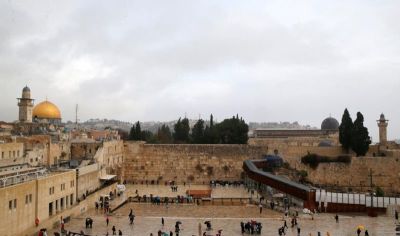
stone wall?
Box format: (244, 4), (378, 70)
(0, 142), (24, 160)
(76, 163), (105, 199)
(71, 142), (101, 160)
(123, 142), (263, 184)
(290, 156), (400, 193)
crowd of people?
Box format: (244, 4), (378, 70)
(240, 221), (262, 234)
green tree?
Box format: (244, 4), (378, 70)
(173, 118), (190, 143)
(191, 119), (205, 143)
(351, 112), (371, 156)
(204, 114), (218, 144)
(215, 115), (248, 144)
(140, 130), (157, 143)
(339, 108), (353, 151)
(156, 124), (173, 144)
(129, 121), (142, 140)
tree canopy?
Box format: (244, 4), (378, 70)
(129, 114), (249, 144)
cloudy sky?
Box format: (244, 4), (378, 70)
(0, 0), (399, 141)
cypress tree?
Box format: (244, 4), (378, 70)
(339, 108), (353, 151)
(351, 112), (371, 156)
(135, 121), (142, 140)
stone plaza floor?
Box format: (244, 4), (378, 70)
(46, 185), (397, 235)
(49, 202), (397, 236)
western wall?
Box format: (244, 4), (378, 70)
(122, 142), (263, 184)
(121, 140), (400, 194)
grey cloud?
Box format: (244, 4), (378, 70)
(0, 0), (399, 141)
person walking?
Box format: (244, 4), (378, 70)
(106, 216), (109, 226)
(365, 230), (369, 236)
(356, 228), (361, 236)
(129, 214), (135, 225)
(112, 225), (116, 235)
(395, 210), (399, 222)
(335, 214), (339, 223)
(259, 203), (263, 214)
(161, 217), (164, 226)
(297, 226), (301, 236)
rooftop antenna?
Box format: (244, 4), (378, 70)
(75, 104), (79, 128)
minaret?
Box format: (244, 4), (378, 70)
(17, 86), (34, 122)
(377, 113), (388, 145)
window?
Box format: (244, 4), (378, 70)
(13, 199), (17, 209)
(26, 194), (32, 204)
(49, 202), (53, 216)
(70, 180), (74, 188)
(61, 183), (65, 191)
(9, 200), (12, 210)
(1, 152), (4, 159)
(17, 150), (20, 157)
(49, 186), (55, 195)
(13, 151), (15, 157)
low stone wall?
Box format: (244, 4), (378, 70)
(123, 143), (263, 184)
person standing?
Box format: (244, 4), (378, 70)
(106, 216), (109, 226)
(297, 226), (301, 236)
(259, 203), (263, 214)
(335, 214), (339, 223)
(118, 230), (122, 236)
(395, 210), (399, 222)
(365, 230), (369, 236)
(161, 217), (164, 226)
(356, 228), (361, 236)
(112, 225), (116, 235)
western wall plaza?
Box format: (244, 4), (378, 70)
(0, 86), (399, 236)
(1, 2), (400, 236)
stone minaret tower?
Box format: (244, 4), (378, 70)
(377, 113), (388, 145)
(17, 86), (34, 122)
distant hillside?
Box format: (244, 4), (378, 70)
(249, 121), (316, 130)
(65, 119), (315, 133)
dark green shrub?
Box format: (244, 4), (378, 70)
(301, 154), (352, 169)
(375, 186), (384, 197)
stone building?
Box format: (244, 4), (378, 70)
(250, 116), (340, 155)
(0, 169), (76, 236)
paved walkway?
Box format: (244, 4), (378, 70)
(49, 203), (397, 236)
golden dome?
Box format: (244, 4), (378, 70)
(32, 101), (61, 119)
